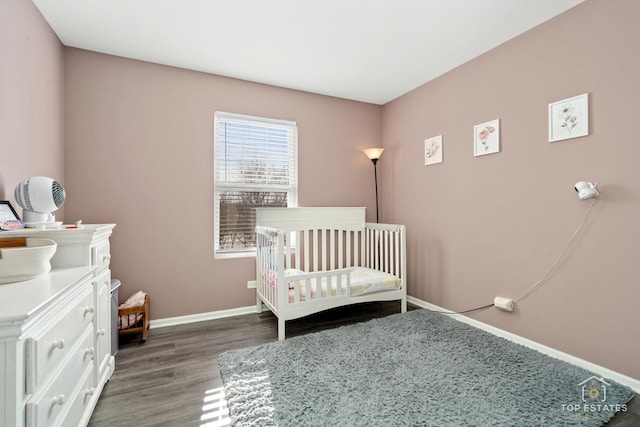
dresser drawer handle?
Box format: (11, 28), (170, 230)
(84, 347), (95, 359)
(97, 329), (106, 337)
(85, 387), (96, 397)
(51, 340), (65, 351)
(84, 306), (95, 316)
(102, 254), (111, 262)
(51, 394), (65, 406)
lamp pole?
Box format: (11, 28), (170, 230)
(372, 158), (379, 223)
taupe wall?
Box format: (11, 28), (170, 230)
(381, 0), (639, 379)
(63, 49), (382, 319)
(0, 0), (64, 212)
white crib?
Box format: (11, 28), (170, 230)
(255, 207), (407, 340)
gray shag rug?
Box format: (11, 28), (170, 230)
(218, 309), (634, 426)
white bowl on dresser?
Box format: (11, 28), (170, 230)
(0, 238), (58, 284)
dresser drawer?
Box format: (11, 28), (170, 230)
(92, 240), (111, 273)
(25, 285), (94, 393)
(26, 326), (94, 427)
(61, 364), (95, 427)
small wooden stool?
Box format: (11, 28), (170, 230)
(118, 291), (150, 342)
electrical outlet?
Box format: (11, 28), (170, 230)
(247, 280), (257, 289)
(494, 296), (514, 312)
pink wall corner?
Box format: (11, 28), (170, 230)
(63, 49), (382, 320)
(0, 0), (65, 217)
(381, 0), (640, 379)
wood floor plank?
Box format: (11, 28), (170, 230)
(89, 302), (637, 426)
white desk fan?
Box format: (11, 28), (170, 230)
(14, 176), (66, 227)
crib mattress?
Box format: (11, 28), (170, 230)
(285, 266), (401, 302)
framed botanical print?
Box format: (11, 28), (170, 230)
(474, 119), (500, 156)
(549, 93), (589, 142)
(425, 135), (443, 165)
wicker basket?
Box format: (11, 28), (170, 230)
(0, 238), (57, 284)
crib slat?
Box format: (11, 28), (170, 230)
(330, 230), (336, 271)
(276, 230), (286, 310)
(365, 228), (370, 268)
(377, 230), (381, 269)
(380, 229), (384, 271)
(384, 230), (390, 273)
(346, 230), (351, 267)
(284, 232), (290, 269)
(313, 229), (318, 272)
(321, 229), (327, 271)
(375, 229), (380, 270)
(394, 230), (400, 276)
(383, 230), (387, 271)
(366, 228), (371, 268)
(294, 280), (300, 302)
(304, 229), (311, 271)
(388, 230), (393, 273)
(290, 231), (302, 268)
(338, 229), (343, 269)
(378, 230), (383, 271)
(383, 230), (386, 271)
(377, 230), (380, 269)
(360, 230), (365, 267)
(350, 231), (354, 267)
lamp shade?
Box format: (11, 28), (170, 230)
(363, 148), (384, 160)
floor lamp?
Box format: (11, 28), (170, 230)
(363, 148), (384, 223)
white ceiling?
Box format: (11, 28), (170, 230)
(33, 0), (583, 105)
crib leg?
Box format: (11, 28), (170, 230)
(278, 318), (286, 341)
(400, 296), (407, 313)
(256, 294), (264, 313)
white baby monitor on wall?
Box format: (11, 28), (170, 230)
(574, 181), (599, 200)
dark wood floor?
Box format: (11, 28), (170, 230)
(89, 302), (638, 426)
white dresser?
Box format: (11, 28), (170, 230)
(0, 224), (116, 427)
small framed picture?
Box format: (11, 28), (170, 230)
(0, 201), (25, 230)
(0, 201), (20, 222)
(548, 93), (589, 142)
(474, 119), (500, 156)
(424, 135), (443, 165)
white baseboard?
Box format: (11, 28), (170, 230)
(407, 296), (640, 394)
(149, 305), (256, 329)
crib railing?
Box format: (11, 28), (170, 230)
(256, 223), (406, 314)
(364, 223), (406, 279)
(256, 226), (283, 313)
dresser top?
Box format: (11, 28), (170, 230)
(0, 267), (94, 326)
(0, 224), (115, 242)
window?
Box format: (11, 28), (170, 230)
(214, 112), (297, 255)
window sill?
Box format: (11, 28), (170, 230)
(215, 250), (256, 260)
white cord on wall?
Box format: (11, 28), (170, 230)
(514, 197), (597, 303)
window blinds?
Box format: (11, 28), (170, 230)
(214, 112), (297, 252)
